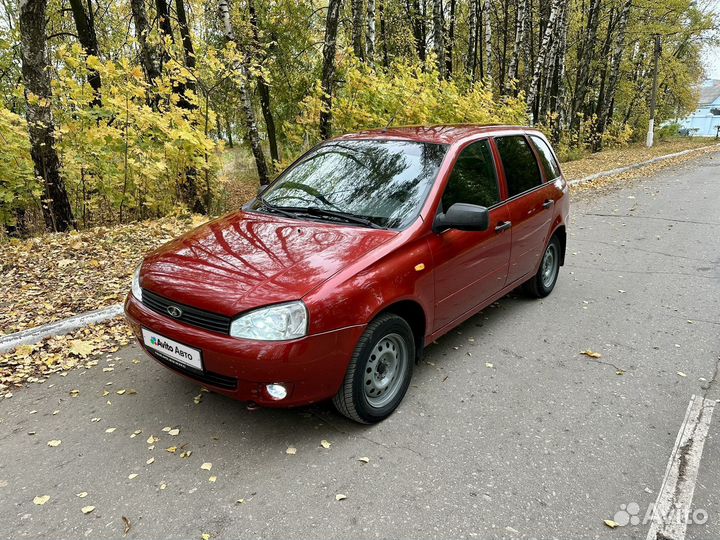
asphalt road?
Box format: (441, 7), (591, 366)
(1, 153), (719, 540)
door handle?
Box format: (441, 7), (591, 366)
(542, 199), (555, 209)
(494, 221), (512, 233)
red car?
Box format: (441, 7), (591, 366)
(125, 125), (569, 423)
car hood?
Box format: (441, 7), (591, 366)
(140, 210), (397, 316)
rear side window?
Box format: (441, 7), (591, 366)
(530, 135), (562, 180)
(495, 135), (542, 197)
(441, 140), (500, 211)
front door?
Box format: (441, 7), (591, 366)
(429, 139), (512, 332)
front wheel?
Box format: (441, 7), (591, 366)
(333, 313), (414, 424)
(524, 235), (561, 298)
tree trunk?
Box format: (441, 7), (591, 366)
(130, 0), (162, 88)
(352, 0), (365, 60)
(19, 0), (75, 232)
(408, 0), (426, 63)
(525, 0), (562, 122)
(379, 0), (389, 67)
(173, 0), (205, 213)
(68, 0), (102, 107)
(467, 0), (477, 79)
(366, 0), (376, 65)
(249, 0), (279, 163)
(506, 0), (526, 93)
(445, 0), (455, 77)
(646, 33), (661, 148)
(597, 0), (632, 134)
(432, 0), (445, 77)
(175, 0), (196, 100)
(483, 0), (492, 80)
(320, 0), (342, 139)
(569, 0), (601, 131)
(226, 116), (234, 148)
(218, 0), (270, 185)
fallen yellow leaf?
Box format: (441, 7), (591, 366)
(335, 494), (347, 501)
(581, 350), (602, 358)
(69, 340), (95, 357)
(47, 439), (61, 447)
(320, 440), (331, 449)
(604, 519), (619, 528)
(81, 505), (95, 514)
(286, 447), (297, 455)
(201, 462), (212, 471)
(33, 495), (50, 505)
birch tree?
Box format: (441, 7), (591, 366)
(506, 0), (526, 91)
(526, 0), (562, 122)
(367, 0), (376, 65)
(218, 0), (270, 185)
(433, 0), (445, 77)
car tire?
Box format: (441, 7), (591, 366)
(524, 235), (561, 298)
(333, 313), (414, 424)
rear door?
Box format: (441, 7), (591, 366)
(494, 134), (555, 285)
(429, 139), (512, 332)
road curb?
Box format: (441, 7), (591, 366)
(2, 142), (719, 355)
(568, 143), (720, 186)
(0, 304), (124, 354)
(566, 142), (720, 187)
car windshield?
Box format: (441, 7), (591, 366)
(250, 139), (448, 229)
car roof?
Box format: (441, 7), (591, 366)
(332, 124), (544, 145)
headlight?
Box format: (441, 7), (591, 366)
(230, 301), (308, 341)
(131, 264), (143, 301)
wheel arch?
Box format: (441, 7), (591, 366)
(377, 300), (427, 362)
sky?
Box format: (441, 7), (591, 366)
(702, 0), (720, 79)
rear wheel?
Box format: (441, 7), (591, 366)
(524, 235), (561, 298)
(333, 313), (414, 424)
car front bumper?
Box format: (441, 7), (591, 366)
(124, 294), (365, 407)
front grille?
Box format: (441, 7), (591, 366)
(142, 289), (231, 334)
(148, 349), (238, 390)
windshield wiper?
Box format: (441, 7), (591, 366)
(257, 196), (299, 220)
(283, 206), (384, 229)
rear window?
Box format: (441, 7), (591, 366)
(530, 135), (562, 180)
(495, 135), (542, 197)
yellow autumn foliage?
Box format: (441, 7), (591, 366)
(288, 57), (529, 151)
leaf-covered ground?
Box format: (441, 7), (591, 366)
(0, 215), (208, 336)
(561, 137), (717, 180)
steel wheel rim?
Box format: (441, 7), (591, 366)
(541, 243), (558, 289)
(363, 333), (408, 408)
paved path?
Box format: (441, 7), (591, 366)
(1, 154), (719, 539)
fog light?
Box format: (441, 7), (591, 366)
(265, 383), (288, 400)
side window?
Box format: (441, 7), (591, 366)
(530, 135), (562, 180)
(495, 135), (542, 197)
(441, 140), (500, 211)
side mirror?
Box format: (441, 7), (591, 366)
(433, 203), (489, 232)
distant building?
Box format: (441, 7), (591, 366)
(676, 79), (720, 137)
